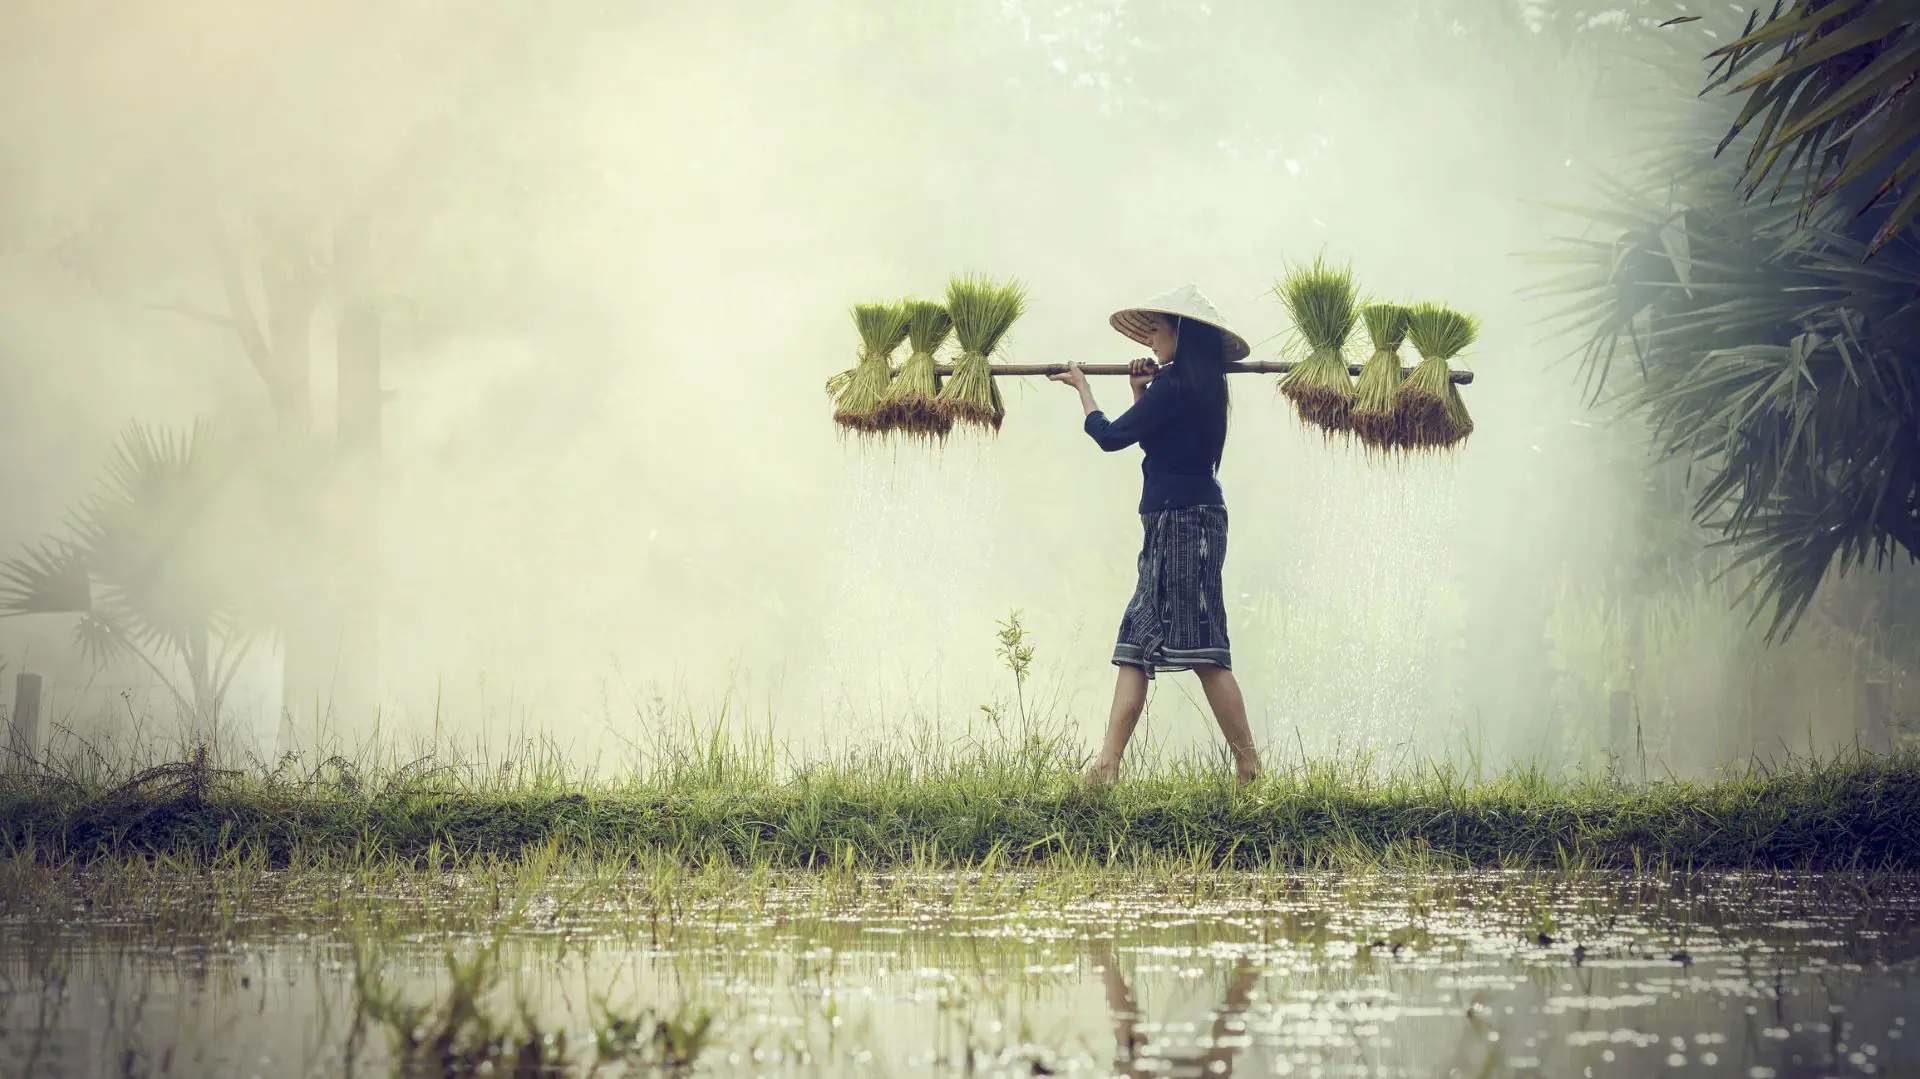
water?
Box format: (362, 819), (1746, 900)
(5, 869), (1917, 1077)
(813, 434), (1008, 737)
(1249, 426), (1468, 759)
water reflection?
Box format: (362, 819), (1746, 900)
(3, 869), (1919, 1077)
(1090, 934), (1258, 1077)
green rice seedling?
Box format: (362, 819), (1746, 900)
(1275, 255), (1361, 433)
(1351, 303), (1411, 450)
(1395, 302), (1479, 449)
(935, 273), (1026, 433)
(875, 300), (954, 438)
(1440, 376), (1474, 444)
(831, 302), (911, 434)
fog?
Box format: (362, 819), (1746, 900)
(0, 1), (1889, 776)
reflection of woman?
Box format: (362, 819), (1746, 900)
(1051, 286), (1264, 786)
(1086, 934), (1258, 1076)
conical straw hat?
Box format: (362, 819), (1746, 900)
(1109, 284), (1250, 362)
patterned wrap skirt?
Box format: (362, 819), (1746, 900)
(1112, 504), (1231, 678)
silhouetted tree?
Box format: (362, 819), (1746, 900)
(0, 423), (303, 741)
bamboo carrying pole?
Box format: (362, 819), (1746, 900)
(931, 360), (1475, 384)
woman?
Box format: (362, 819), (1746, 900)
(1050, 285), (1262, 786)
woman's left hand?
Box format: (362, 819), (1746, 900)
(1128, 357), (1160, 392)
(1048, 363), (1089, 390)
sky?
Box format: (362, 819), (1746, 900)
(0, 0), (1886, 776)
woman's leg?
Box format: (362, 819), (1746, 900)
(1195, 665), (1261, 783)
(1085, 665), (1150, 784)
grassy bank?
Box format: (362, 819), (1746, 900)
(5, 742), (1918, 871)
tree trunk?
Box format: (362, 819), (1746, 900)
(331, 214), (384, 747)
(258, 219), (322, 434)
(251, 220), (339, 756)
(206, 218), (340, 757)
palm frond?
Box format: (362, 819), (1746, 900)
(1704, 0), (1920, 257)
(0, 539), (91, 615)
(73, 608), (139, 667)
(1535, 144), (1920, 636)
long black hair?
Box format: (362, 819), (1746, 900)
(1157, 316), (1231, 469)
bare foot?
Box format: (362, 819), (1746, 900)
(1083, 760), (1120, 787)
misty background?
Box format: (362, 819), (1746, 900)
(0, 0), (1907, 776)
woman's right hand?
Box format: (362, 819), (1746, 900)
(1129, 357), (1160, 393)
(1048, 362), (1089, 390)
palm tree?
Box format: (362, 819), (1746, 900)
(1533, 121), (1920, 637)
(1703, 0), (1920, 258)
(0, 423), (285, 740)
(1521, 3), (1920, 639)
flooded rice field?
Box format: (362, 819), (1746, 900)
(3, 867), (1917, 1077)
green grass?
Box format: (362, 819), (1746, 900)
(4, 738), (1917, 871)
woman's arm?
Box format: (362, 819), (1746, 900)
(1052, 361), (1174, 451)
(1075, 380), (1100, 417)
(1131, 358), (1157, 403)
(1084, 386), (1173, 451)
(1050, 363), (1102, 416)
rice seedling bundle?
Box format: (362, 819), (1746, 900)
(1395, 302), (1479, 449)
(875, 300), (954, 438)
(831, 302), (911, 434)
(1350, 303), (1411, 450)
(935, 273), (1026, 433)
(1275, 256), (1361, 433)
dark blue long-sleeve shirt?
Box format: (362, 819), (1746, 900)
(1083, 377), (1225, 512)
